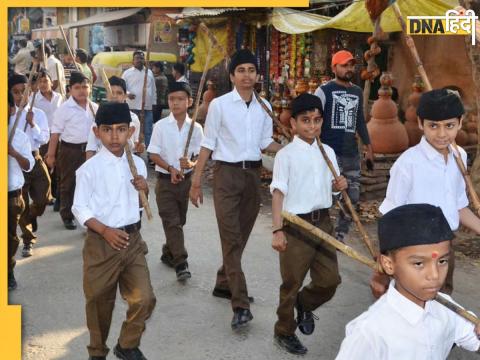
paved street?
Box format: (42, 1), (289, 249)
(9, 173), (480, 360)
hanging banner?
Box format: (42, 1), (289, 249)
(154, 19), (173, 43)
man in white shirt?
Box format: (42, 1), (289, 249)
(9, 73), (51, 258)
(172, 62), (188, 84)
(148, 82), (203, 281)
(34, 43), (66, 92)
(46, 71), (98, 230)
(7, 93), (35, 290)
(9, 39), (32, 75)
(336, 204), (480, 360)
(189, 49), (282, 329)
(122, 50), (157, 148)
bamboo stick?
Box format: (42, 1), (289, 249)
(253, 90), (293, 141)
(41, 38), (47, 70)
(316, 138), (377, 258)
(24, 89), (39, 132)
(281, 211), (480, 326)
(451, 142), (480, 215)
(55, 63), (66, 100)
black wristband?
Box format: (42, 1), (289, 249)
(272, 227), (284, 234)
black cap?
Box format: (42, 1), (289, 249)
(291, 93), (324, 118)
(168, 82), (192, 97)
(8, 73), (28, 90)
(95, 102), (132, 126)
(229, 49), (258, 75)
(417, 89), (465, 121)
(69, 71), (89, 86)
(109, 76), (127, 93)
(378, 204), (454, 253)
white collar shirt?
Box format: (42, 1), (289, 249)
(379, 136), (468, 230)
(51, 96), (98, 144)
(72, 146), (146, 228)
(201, 88), (273, 162)
(336, 281), (480, 360)
(176, 75), (188, 84)
(9, 105), (50, 151)
(8, 126), (34, 191)
(47, 55), (66, 85)
(147, 113), (204, 174)
(270, 136), (339, 214)
(85, 111), (140, 153)
(122, 67), (157, 110)
(30, 91), (63, 128)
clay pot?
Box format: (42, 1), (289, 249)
(468, 132), (478, 145)
(456, 129), (469, 146)
(404, 119), (422, 147)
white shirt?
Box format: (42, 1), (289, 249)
(86, 112), (141, 152)
(30, 91), (63, 128)
(51, 96), (98, 144)
(336, 281), (480, 360)
(122, 66), (157, 110)
(9, 105), (50, 151)
(72, 146), (147, 228)
(9, 47), (32, 75)
(176, 75), (188, 84)
(201, 88), (273, 162)
(270, 136), (339, 214)
(147, 113), (204, 174)
(379, 137), (468, 230)
(47, 55), (66, 86)
(8, 126), (34, 191)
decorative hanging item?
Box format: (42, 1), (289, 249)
(269, 28), (280, 80)
(367, 72), (409, 154)
(289, 34), (297, 79)
(185, 24), (197, 65)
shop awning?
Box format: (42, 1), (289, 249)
(166, 7), (246, 19)
(32, 8), (144, 40)
(272, 0), (459, 34)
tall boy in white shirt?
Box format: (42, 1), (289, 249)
(148, 82), (203, 281)
(271, 93), (347, 355)
(336, 204), (480, 360)
(371, 89), (480, 297)
(72, 102), (155, 360)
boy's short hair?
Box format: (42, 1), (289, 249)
(291, 93), (323, 118)
(95, 102), (132, 126)
(35, 68), (51, 81)
(378, 204), (454, 254)
(153, 61), (164, 72)
(69, 71), (89, 87)
(168, 82), (192, 97)
(8, 73), (28, 91)
(229, 49), (258, 75)
(133, 50), (144, 59)
(417, 88), (464, 121)
(173, 62), (185, 76)
(108, 76), (127, 93)
(75, 48), (88, 64)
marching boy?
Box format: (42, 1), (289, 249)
(371, 89), (480, 297)
(336, 204), (480, 359)
(271, 93), (347, 355)
(8, 93), (35, 289)
(72, 102), (156, 360)
(147, 82), (203, 281)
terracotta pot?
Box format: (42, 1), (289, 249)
(404, 118), (422, 147)
(456, 129), (469, 146)
(468, 132), (478, 145)
(371, 96), (398, 119)
(367, 116), (409, 153)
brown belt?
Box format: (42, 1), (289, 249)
(60, 141), (87, 151)
(217, 160), (262, 169)
(157, 171), (192, 180)
(296, 208), (329, 224)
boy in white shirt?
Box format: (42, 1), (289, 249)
(148, 82), (203, 281)
(336, 204), (480, 360)
(271, 93), (347, 355)
(371, 89), (480, 297)
(72, 102), (155, 360)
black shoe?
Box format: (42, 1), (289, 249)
(89, 356), (106, 360)
(212, 287), (254, 303)
(274, 334), (308, 355)
(22, 243), (33, 258)
(296, 297), (317, 335)
(231, 308), (253, 329)
(63, 219), (77, 230)
(160, 254), (174, 268)
(8, 272), (17, 290)
(53, 198), (60, 212)
(31, 217), (38, 233)
(175, 262), (191, 281)
(113, 343), (147, 360)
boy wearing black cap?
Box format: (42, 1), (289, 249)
(72, 102), (155, 360)
(147, 82), (203, 281)
(86, 76), (142, 159)
(271, 93), (347, 355)
(46, 71), (98, 230)
(189, 49), (282, 329)
(8, 92), (35, 290)
(336, 204), (480, 359)
(372, 89), (480, 296)
(9, 73), (51, 257)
